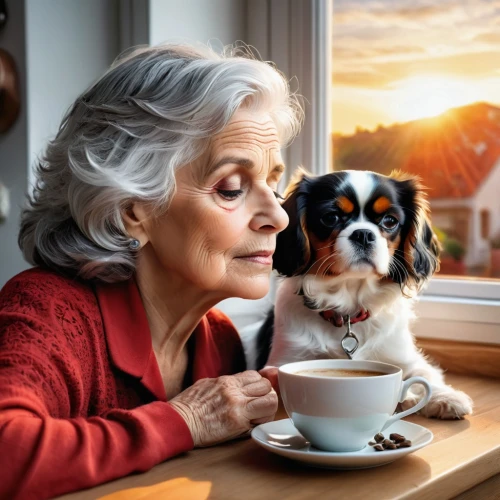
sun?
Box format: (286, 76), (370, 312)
(391, 75), (478, 122)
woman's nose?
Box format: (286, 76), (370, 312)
(250, 192), (289, 234)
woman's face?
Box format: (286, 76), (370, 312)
(141, 110), (289, 300)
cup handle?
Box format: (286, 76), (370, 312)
(381, 376), (432, 432)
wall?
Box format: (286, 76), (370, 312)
(474, 160), (500, 265)
(0, 0), (120, 287)
(432, 161), (500, 266)
(0, 0), (29, 287)
(25, 0), (120, 188)
(148, 0), (246, 46)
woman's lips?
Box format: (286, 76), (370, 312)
(236, 251), (274, 266)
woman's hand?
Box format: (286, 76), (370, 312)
(258, 366), (280, 396)
(169, 370), (278, 447)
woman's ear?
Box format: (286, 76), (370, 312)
(121, 202), (151, 247)
(389, 171), (440, 292)
(273, 169), (313, 277)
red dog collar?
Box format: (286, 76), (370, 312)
(320, 308), (370, 328)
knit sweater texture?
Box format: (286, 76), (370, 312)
(0, 267), (245, 499)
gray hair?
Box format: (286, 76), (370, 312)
(19, 42), (303, 282)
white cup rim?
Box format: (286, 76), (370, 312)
(278, 359), (402, 379)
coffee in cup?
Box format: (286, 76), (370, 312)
(278, 359), (432, 452)
(295, 368), (384, 378)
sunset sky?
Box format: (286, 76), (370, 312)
(332, 0), (500, 135)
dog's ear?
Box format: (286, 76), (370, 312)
(389, 170), (440, 292)
(273, 168), (313, 277)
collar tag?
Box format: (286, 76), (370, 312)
(341, 315), (359, 359)
(318, 307), (369, 358)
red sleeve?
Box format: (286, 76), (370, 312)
(0, 323), (193, 500)
(207, 308), (247, 374)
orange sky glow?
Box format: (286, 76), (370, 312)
(332, 0), (500, 135)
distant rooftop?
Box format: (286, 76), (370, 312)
(332, 102), (500, 199)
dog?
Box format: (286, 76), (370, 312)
(257, 169), (473, 419)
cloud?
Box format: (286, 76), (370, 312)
(333, 0), (500, 28)
(372, 45), (427, 56)
(333, 70), (392, 88)
(390, 4), (455, 19)
(334, 4), (459, 26)
(332, 2), (500, 88)
(333, 50), (500, 88)
(334, 3), (452, 24)
(333, 44), (427, 61)
(473, 32), (500, 44)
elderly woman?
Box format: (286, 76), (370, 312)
(0, 43), (302, 499)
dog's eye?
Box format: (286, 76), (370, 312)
(320, 212), (340, 227)
(381, 215), (399, 230)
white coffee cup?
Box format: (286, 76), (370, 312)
(278, 359), (432, 452)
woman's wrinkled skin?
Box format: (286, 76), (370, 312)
(170, 370), (278, 447)
(123, 110), (286, 446)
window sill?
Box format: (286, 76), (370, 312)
(413, 293), (500, 345)
(416, 338), (500, 379)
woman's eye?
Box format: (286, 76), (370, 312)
(273, 191), (285, 200)
(320, 212), (340, 227)
(381, 215), (399, 230)
(217, 189), (243, 200)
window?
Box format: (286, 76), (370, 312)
(330, 0), (500, 342)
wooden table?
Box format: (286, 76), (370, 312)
(58, 374), (500, 500)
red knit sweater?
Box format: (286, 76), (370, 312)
(0, 267), (246, 500)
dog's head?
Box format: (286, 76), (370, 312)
(274, 169), (440, 293)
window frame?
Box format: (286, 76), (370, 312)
(414, 279), (500, 344)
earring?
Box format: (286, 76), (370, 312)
(129, 238), (141, 250)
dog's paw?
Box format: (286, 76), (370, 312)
(398, 391), (421, 413)
(420, 388), (473, 420)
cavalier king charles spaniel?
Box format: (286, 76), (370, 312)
(258, 169), (472, 419)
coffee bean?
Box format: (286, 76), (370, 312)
(389, 433), (405, 443)
(397, 439), (412, 448)
(381, 439), (397, 450)
(369, 432), (412, 451)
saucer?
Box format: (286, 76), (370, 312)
(251, 419), (433, 470)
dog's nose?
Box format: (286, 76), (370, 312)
(349, 229), (376, 248)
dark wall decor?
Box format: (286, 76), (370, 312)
(0, 0), (20, 134)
